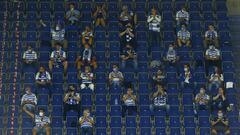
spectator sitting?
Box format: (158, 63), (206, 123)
(93, 4), (106, 27)
(163, 44), (179, 68)
(176, 6), (189, 26)
(204, 25), (219, 48)
(79, 109), (94, 135)
(109, 64), (124, 87)
(212, 88), (231, 112)
(65, 3), (80, 25)
(150, 84), (170, 118)
(211, 110), (230, 135)
(122, 87), (137, 117)
(119, 23), (136, 50)
(80, 66), (94, 91)
(177, 24), (191, 47)
(180, 64), (195, 89)
(35, 66), (52, 90)
(48, 43), (68, 75)
(119, 5), (137, 27)
(120, 44), (138, 70)
(193, 87), (210, 117)
(63, 85), (81, 123)
(22, 45), (38, 70)
(208, 67), (224, 91)
(152, 69), (166, 87)
(147, 7), (161, 51)
(76, 45), (97, 74)
(205, 45), (221, 75)
(81, 26), (94, 47)
(21, 86), (37, 118)
(50, 23), (67, 49)
(24, 108), (51, 135)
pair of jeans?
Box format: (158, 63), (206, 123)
(121, 59), (138, 70)
(149, 104), (170, 116)
(63, 103), (81, 121)
(81, 127), (93, 135)
(122, 105), (137, 117)
(193, 103), (209, 116)
(208, 81), (222, 91)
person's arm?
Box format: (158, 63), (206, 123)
(120, 72), (124, 81)
(46, 72), (51, 82)
(21, 95), (26, 105)
(221, 118), (229, 126)
(211, 119), (219, 126)
(153, 91), (159, 98)
(155, 15), (161, 23)
(33, 95), (37, 105)
(186, 12), (189, 21)
(119, 30), (127, 37)
(122, 94), (127, 102)
(35, 72), (42, 84)
(63, 93), (70, 103)
(147, 15), (153, 23)
(93, 8), (98, 17)
(132, 95), (137, 101)
(176, 11), (179, 21)
(209, 74), (214, 82)
(50, 52), (54, 61)
(61, 51), (66, 61)
(195, 95), (200, 103)
(79, 117), (84, 125)
(219, 74), (224, 82)
(213, 94), (220, 101)
(74, 93), (81, 102)
(25, 109), (35, 119)
(108, 72), (113, 81)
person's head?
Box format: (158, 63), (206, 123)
(69, 3), (75, 10)
(209, 45), (215, 50)
(181, 6), (186, 11)
(217, 110), (223, 118)
(84, 44), (90, 49)
(127, 88), (133, 95)
(38, 108), (45, 117)
(218, 87), (224, 95)
(157, 69), (162, 74)
(214, 67), (221, 74)
(122, 5), (128, 12)
(25, 86), (32, 95)
(83, 109), (90, 117)
(85, 66), (91, 73)
(181, 24), (186, 31)
(169, 44), (174, 50)
(55, 23), (61, 31)
(208, 25), (214, 31)
(112, 65), (118, 72)
(85, 26), (90, 31)
(39, 66), (45, 73)
(151, 7), (157, 15)
(199, 87), (206, 95)
(184, 64), (190, 71)
(69, 85), (75, 92)
(55, 43), (61, 50)
(27, 45), (32, 51)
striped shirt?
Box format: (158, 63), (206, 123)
(166, 49), (177, 61)
(153, 92), (167, 106)
(82, 48), (92, 61)
(205, 30), (218, 40)
(50, 50), (66, 63)
(35, 71), (51, 81)
(147, 15), (161, 32)
(35, 115), (50, 127)
(177, 30), (191, 40)
(79, 116), (94, 128)
(120, 11), (134, 22)
(205, 48), (220, 59)
(176, 10), (189, 21)
(81, 72), (94, 84)
(124, 97), (136, 106)
(195, 93), (210, 105)
(109, 71), (123, 81)
(21, 93), (37, 105)
(82, 31), (93, 40)
(66, 9), (80, 22)
(66, 93), (80, 105)
(23, 50), (37, 61)
(51, 29), (65, 41)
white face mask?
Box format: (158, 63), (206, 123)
(184, 68), (188, 72)
(56, 26), (60, 31)
(200, 89), (205, 94)
(113, 68), (118, 72)
(169, 47), (173, 50)
(218, 113), (223, 118)
(39, 112), (44, 117)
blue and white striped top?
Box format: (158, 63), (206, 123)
(81, 72), (94, 84)
(35, 115), (50, 127)
(205, 30), (218, 40)
(23, 50), (37, 61)
(79, 116), (94, 128)
(35, 71), (51, 81)
(21, 93), (37, 105)
(153, 93), (167, 106)
(205, 48), (220, 59)
(178, 30), (191, 40)
(124, 97), (136, 106)
(51, 29), (65, 41)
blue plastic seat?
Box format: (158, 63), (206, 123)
(167, 73), (177, 83)
(189, 2), (200, 12)
(170, 128), (181, 135)
(139, 94), (150, 105)
(199, 117), (210, 128)
(126, 116), (136, 127)
(96, 117), (107, 128)
(110, 106), (121, 116)
(156, 128), (166, 135)
(38, 95), (49, 105)
(22, 128), (32, 135)
(190, 12), (202, 21)
(26, 2), (37, 11)
(140, 128), (151, 135)
(109, 52), (120, 62)
(163, 32), (175, 42)
(162, 12), (173, 21)
(22, 117), (33, 128)
(201, 2), (213, 12)
(185, 128), (195, 135)
(96, 72), (106, 83)
(183, 105), (194, 116)
(67, 128), (77, 135)
(81, 94), (92, 106)
(52, 128), (63, 135)
(184, 117), (196, 128)
(95, 95), (107, 105)
(182, 94), (193, 105)
(52, 73), (64, 83)
(140, 116), (151, 127)
(95, 106), (106, 116)
(110, 117), (121, 127)
(169, 106), (180, 116)
(216, 2), (227, 12)
(200, 128), (210, 135)
(67, 73), (78, 84)
(52, 105), (63, 117)
(95, 32), (106, 41)
(24, 73), (35, 83)
(169, 117), (180, 127)
(140, 106), (151, 116)
(126, 128), (136, 135)
(161, 2), (172, 11)
(190, 21), (202, 31)
(52, 117), (63, 127)
(110, 128), (121, 135)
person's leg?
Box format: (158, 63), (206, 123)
(186, 40), (191, 47)
(63, 61), (68, 74)
(48, 60), (54, 72)
(149, 104), (155, 117)
(133, 59), (138, 70)
(193, 103), (199, 116)
(51, 40), (56, 48)
(89, 83), (94, 91)
(121, 60), (126, 69)
(63, 39), (68, 49)
(225, 128), (231, 135)
(177, 39), (182, 47)
(63, 103), (70, 121)
(214, 39), (219, 48)
(122, 105), (127, 117)
(211, 128), (217, 135)
(95, 18), (100, 26)
(45, 126), (51, 135)
(32, 127), (38, 135)
(165, 104), (170, 117)
(100, 18), (106, 27)
(81, 83), (87, 90)
(180, 81), (185, 89)
(81, 127), (87, 135)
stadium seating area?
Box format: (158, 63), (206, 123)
(0, 0), (239, 135)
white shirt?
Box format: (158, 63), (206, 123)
(147, 14), (161, 32)
(176, 10), (189, 21)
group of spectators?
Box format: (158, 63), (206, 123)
(20, 2), (232, 135)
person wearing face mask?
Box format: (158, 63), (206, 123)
(180, 64), (195, 89)
(119, 23), (136, 51)
(81, 26), (94, 47)
(93, 4), (106, 27)
(177, 24), (191, 47)
(24, 108), (51, 135)
(65, 3), (80, 25)
(35, 66), (52, 87)
(21, 86), (37, 118)
(50, 22), (67, 49)
(79, 109), (94, 135)
(63, 85), (81, 123)
(122, 88), (137, 117)
(164, 44), (180, 69)
(120, 44), (138, 70)
(176, 6), (189, 26)
(22, 45), (38, 71)
(152, 69), (166, 88)
(80, 66), (94, 91)
(204, 25), (219, 48)
(211, 110), (230, 135)
(119, 5), (137, 27)
(49, 43), (68, 75)
(147, 7), (161, 52)
(212, 88), (231, 112)
(205, 45), (221, 76)
(208, 67), (224, 91)
(150, 84), (170, 118)
(193, 87), (210, 117)
(109, 65), (124, 87)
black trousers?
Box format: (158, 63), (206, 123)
(205, 59), (221, 75)
(63, 103), (81, 121)
(122, 105), (137, 117)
